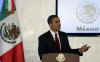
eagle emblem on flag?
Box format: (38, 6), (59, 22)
(0, 23), (20, 44)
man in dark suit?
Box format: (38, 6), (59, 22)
(38, 15), (89, 60)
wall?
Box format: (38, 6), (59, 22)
(16, 0), (100, 62)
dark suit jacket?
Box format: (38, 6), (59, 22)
(38, 31), (82, 60)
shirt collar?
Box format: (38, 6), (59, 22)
(50, 30), (59, 38)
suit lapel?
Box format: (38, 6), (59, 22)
(48, 31), (55, 43)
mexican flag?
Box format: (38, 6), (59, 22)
(0, 0), (25, 62)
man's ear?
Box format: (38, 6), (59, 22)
(49, 24), (52, 27)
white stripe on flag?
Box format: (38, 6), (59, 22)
(8, 0), (12, 11)
(0, 12), (25, 62)
(0, 13), (22, 56)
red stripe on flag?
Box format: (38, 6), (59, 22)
(11, 0), (15, 11)
(0, 42), (25, 62)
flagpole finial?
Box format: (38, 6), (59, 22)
(5, 11), (14, 14)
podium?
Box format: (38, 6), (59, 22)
(42, 53), (79, 62)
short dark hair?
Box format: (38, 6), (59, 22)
(47, 15), (58, 25)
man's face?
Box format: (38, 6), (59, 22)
(50, 17), (61, 32)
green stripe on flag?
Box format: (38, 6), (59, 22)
(0, 0), (9, 21)
(0, 0), (13, 21)
(3, 0), (8, 11)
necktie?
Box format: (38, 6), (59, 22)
(55, 33), (60, 51)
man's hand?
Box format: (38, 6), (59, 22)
(80, 44), (90, 53)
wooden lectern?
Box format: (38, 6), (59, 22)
(42, 53), (79, 62)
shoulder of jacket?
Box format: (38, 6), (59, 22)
(39, 31), (50, 38)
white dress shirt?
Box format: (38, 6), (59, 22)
(50, 30), (61, 50)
